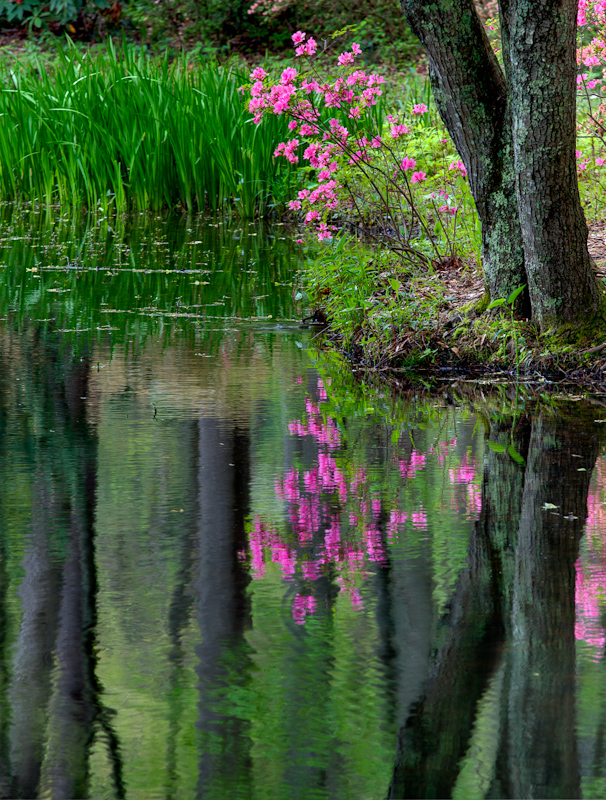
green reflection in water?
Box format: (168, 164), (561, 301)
(0, 207), (301, 351)
(4, 210), (606, 799)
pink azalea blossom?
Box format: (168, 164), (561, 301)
(280, 67), (298, 85)
(449, 159), (467, 176)
(338, 51), (355, 66)
(390, 124), (409, 139)
(411, 103), (428, 114)
(304, 38), (317, 56)
(400, 157), (416, 171)
(249, 67), (268, 81)
(410, 171), (427, 183)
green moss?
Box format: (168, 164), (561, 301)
(473, 291), (491, 314)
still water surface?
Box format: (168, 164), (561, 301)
(0, 211), (605, 799)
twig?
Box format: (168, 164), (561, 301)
(582, 341), (606, 354)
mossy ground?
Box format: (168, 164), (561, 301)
(306, 221), (606, 388)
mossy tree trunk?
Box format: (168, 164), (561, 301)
(401, 0), (600, 328)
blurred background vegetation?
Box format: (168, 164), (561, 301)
(0, 0), (424, 64)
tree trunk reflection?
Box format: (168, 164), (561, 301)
(0, 332), (123, 798)
(196, 417), (252, 800)
(390, 404), (605, 800)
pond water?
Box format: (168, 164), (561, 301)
(1, 209), (606, 799)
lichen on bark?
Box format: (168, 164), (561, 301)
(401, 0), (600, 328)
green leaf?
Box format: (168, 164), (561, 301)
(506, 284), (526, 305)
(507, 443), (525, 465)
(487, 440), (506, 454)
(487, 298), (506, 310)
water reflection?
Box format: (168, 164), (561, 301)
(2, 214), (606, 797)
(0, 330), (124, 799)
(390, 404), (604, 800)
(196, 417), (252, 798)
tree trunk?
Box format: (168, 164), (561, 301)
(401, 0), (600, 327)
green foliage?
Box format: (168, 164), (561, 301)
(0, 0), (108, 30)
(196, 0), (418, 62)
(0, 41), (294, 215)
(303, 237), (446, 364)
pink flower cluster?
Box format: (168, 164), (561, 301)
(247, 0), (290, 16)
(292, 30), (317, 57)
(576, 1), (606, 167)
(242, 31), (448, 244)
(579, 0), (606, 26)
(449, 159), (467, 177)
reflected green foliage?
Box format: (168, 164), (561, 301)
(4, 216), (606, 799)
(0, 207), (301, 352)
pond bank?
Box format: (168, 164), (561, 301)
(303, 219), (606, 391)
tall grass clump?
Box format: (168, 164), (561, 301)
(0, 42), (294, 215)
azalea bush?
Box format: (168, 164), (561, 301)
(576, 1), (606, 217)
(242, 31), (479, 266)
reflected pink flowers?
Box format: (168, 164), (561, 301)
(288, 396), (341, 450)
(251, 377), (482, 625)
(575, 560), (606, 651)
(397, 450), (426, 479)
(412, 509), (428, 530)
(449, 455), (476, 484)
(292, 593), (317, 624)
(575, 465), (606, 658)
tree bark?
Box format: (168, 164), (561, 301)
(401, 0), (600, 327)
